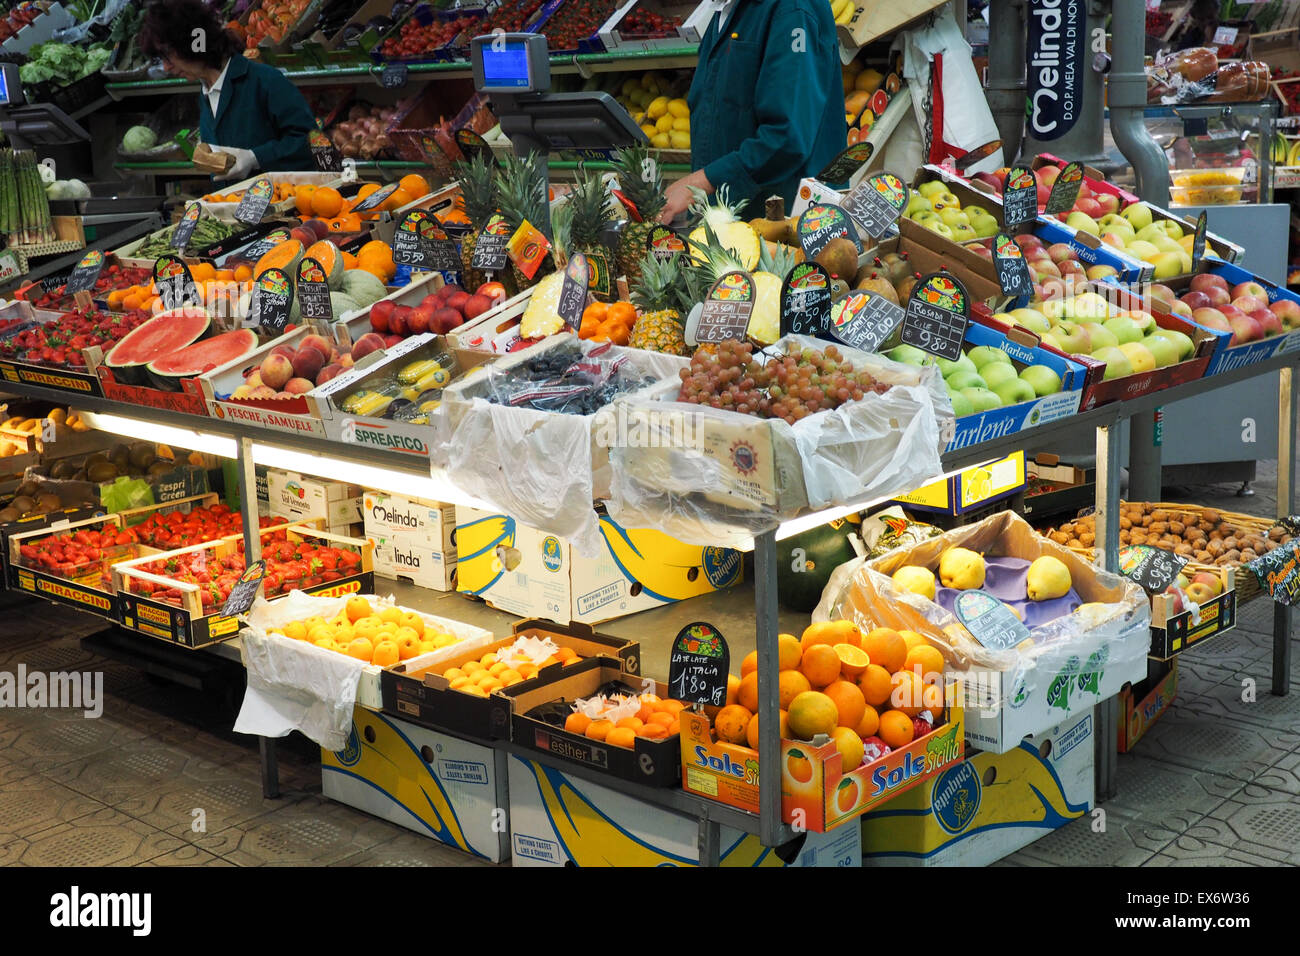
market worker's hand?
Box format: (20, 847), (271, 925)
(213, 146), (259, 183)
(658, 169), (713, 225)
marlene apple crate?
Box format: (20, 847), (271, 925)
(909, 164), (1008, 234)
(1033, 216), (1154, 284)
(824, 510), (1152, 753)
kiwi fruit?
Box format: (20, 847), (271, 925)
(129, 443), (156, 470)
(11, 496), (34, 514)
(814, 236), (860, 282)
(36, 493), (61, 513)
(0, 507), (18, 523)
(15, 479), (41, 497)
(73, 468), (87, 481)
(147, 461), (174, 479)
(110, 444), (131, 470)
(48, 459), (76, 480)
(86, 461), (119, 483)
(85, 452), (109, 470)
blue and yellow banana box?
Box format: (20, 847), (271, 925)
(321, 706), (509, 863)
(454, 505), (743, 625)
(507, 754), (862, 867)
(860, 708), (1094, 866)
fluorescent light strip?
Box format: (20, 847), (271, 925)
(74, 411), (238, 458)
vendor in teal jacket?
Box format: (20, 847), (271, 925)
(659, 0), (846, 223)
(140, 0), (315, 180)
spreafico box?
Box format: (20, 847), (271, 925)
(861, 709), (1094, 866)
(454, 506), (743, 625)
(321, 706), (509, 863)
(507, 754), (862, 867)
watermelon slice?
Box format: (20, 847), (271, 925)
(145, 329), (259, 392)
(104, 308), (212, 386)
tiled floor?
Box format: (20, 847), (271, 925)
(0, 462), (1294, 866)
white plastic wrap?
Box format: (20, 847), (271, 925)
(430, 334), (687, 556)
(602, 336), (955, 549)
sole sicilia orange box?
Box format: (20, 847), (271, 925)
(679, 682), (964, 833)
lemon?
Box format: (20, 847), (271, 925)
(640, 124), (657, 139)
(667, 97), (689, 118)
(669, 130), (691, 150)
(649, 97), (672, 121)
(671, 116), (690, 132)
(651, 132), (671, 148)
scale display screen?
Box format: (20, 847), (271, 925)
(0, 68), (10, 106)
(472, 33), (549, 94)
(482, 42), (530, 89)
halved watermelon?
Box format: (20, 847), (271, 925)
(104, 308), (212, 386)
(145, 328), (258, 391)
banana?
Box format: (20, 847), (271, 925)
(341, 389), (395, 417)
(1288, 139), (1300, 167)
(396, 357), (453, 387)
(454, 513), (516, 595)
(832, 0), (855, 24)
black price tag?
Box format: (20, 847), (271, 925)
(815, 141), (875, 185)
(779, 262), (833, 337)
(1002, 165), (1038, 231)
(251, 267), (294, 335)
(955, 590), (1032, 651)
(153, 255), (202, 311)
(65, 249), (105, 295)
(840, 171), (910, 240)
(470, 214), (512, 272)
(171, 202), (202, 252)
(667, 621), (730, 707)
(381, 62), (409, 88)
(796, 203), (858, 262)
(993, 233), (1034, 297)
(1118, 544), (1189, 594)
(309, 129), (343, 173)
(688, 270), (755, 345)
(297, 257), (333, 324)
(455, 127), (494, 166)
(900, 272), (970, 362)
(828, 290), (904, 354)
(352, 182), (399, 213)
(556, 253), (589, 332)
(1192, 210), (1208, 265)
(1247, 539), (1300, 605)
(239, 228), (294, 264)
(40, 271), (71, 293)
(647, 225), (686, 262)
(419, 219), (462, 272)
(221, 559), (267, 617)
(234, 176), (274, 225)
(393, 209), (433, 268)
(1043, 161), (1084, 216)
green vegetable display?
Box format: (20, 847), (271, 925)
(19, 42), (112, 86)
(0, 150), (55, 246)
(133, 217), (239, 259)
(121, 125), (158, 152)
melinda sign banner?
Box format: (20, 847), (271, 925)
(1026, 0), (1084, 141)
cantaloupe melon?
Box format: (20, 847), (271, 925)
(330, 292), (362, 317)
(304, 240), (345, 291)
(340, 269), (387, 306)
(255, 239), (304, 279)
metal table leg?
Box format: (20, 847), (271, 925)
(1274, 366), (1296, 697)
(754, 528), (786, 848)
(1093, 423), (1123, 801)
(259, 736), (280, 799)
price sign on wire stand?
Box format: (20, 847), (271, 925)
(900, 272), (971, 362)
(309, 129), (343, 172)
(779, 262), (832, 338)
(1118, 544), (1188, 594)
(797, 203), (858, 261)
(153, 255), (202, 311)
(65, 249), (105, 296)
(296, 257), (333, 324)
(667, 622), (730, 707)
(556, 252), (590, 332)
(419, 218), (462, 272)
(171, 202), (202, 251)
(828, 290), (905, 354)
(470, 214), (512, 272)
(392, 209), (433, 268)
(1247, 537), (1300, 605)
(234, 176), (274, 224)
(1043, 161), (1084, 215)
(993, 233), (1034, 297)
(840, 171), (910, 239)
(686, 270), (755, 345)
(251, 268), (294, 335)
(1191, 210), (1208, 266)
(815, 141), (875, 184)
(221, 560), (267, 617)
(1002, 165), (1038, 231)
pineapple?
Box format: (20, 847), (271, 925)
(519, 272), (566, 340)
(613, 146), (666, 286)
(686, 220), (792, 347)
(628, 252), (688, 355)
(496, 151), (552, 292)
(568, 168), (615, 302)
(687, 184), (760, 271)
(456, 153), (499, 293)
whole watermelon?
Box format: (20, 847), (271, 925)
(776, 519), (860, 612)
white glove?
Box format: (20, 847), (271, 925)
(213, 146), (258, 182)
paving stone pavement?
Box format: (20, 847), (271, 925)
(0, 458), (1294, 867)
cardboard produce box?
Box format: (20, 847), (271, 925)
(7, 513), (140, 619)
(363, 491), (456, 551)
(894, 451), (1026, 517)
(1149, 566), (1237, 660)
(267, 468), (362, 528)
(370, 535), (456, 591)
(1118, 660), (1177, 754)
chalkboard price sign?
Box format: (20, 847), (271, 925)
(251, 267), (294, 335)
(470, 214), (512, 272)
(392, 209), (433, 268)
(667, 622), (730, 707)
(1002, 165), (1038, 230)
(828, 290), (905, 354)
(66, 249), (105, 295)
(647, 225), (686, 262)
(993, 233), (1034, 297)
(779, 262), (832, 338)
(309, 129), (343, 173)
(797, 203), (858, 261)
(153, 255), (202, 311)
(1192, 210), (1208, 265)
(955, 590), (1032, 651)
(556, 253), (589, 332)
(900, 272), (971, 362)
(815, 141), (874, 185)
(688, 270), (755, 345)
(221, 559), (267, 617)
(297, 257), (333, 324)
(840, 171), (910, 240)
(455, 127), (495, 166)
(381, 62), (409, 88)
(171, 202), (202, 251)
(1118, 544), (1188, 594)
(1043, 161), (1084, 215)
(352, 182), (399, 213)
(1247, 539), (1300, 606)
(419, 219), (462, 272)
(234, 176), (274, 224)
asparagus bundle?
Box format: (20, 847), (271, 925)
(2, 150), (55, 247)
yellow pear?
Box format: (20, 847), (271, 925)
(892, 565), (937, 600)
(938, 547), (986, 590)
(1026, 555), (1072, 601)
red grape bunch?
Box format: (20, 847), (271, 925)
(675, 340), (889, 424)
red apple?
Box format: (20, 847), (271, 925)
(1251, 308), (1282, 337)
(1269, 299), (1300, 330)
(462, 293), (495, 319)
(1037, 165), (1061, 187)
(1074, 197), (1102, 219)
(1205, 286), (1231, 307)
(1191, 571), (1224, 596)
(475, 281), (507, 305)
(1168, 299), (1193, 318)
(1189, 273), (1230, 296)
(1048, 243), (1076, 263)
(1095, 194), (1120, 216)
(1231, 294), (1266, 314)
(1181, 290), (1212, 311)
(444, 290), (470, 315)
(1231, 280), (1267, 301)
(436, 282), (464, 301)
(431, 307), (463, 333)
(1228, 312), (1262, 345)
(369, 299), (394, 333)
(1192, 307), (1230, 334)
(1015, 233), (1045, 251)
(390, 305), (412, 336)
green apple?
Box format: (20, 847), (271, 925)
(1040, 298), (1069, 322)
(1103, 314), (1143, 344)
(946, 369), (987, 391)
(925, 220), (955, 240)
(964, 204), (990, 220)
(1141, 334), (1179, 368)
(931, 190), (961, 211)
(970, 215), (1000, 239)
(1081, 322), (1118, 350)
(1121, 202), (1154, 231)
(1093, 346), (1134, 380)
(960, 386), (1003, 413)
(1098, 214), (1135, 237)
(939, 207), (970, 229)
(1122, 310), (1156, 335)
(1118, 341), (1156, 373)
(1135, 223), (1167, 245)
(968, 345), (1013, 370)
(905, 195), (934, 216)
(1064, 292), (1112, 323)
(1049, 321), (1092, 354)
(951, 223), (978, 242)
(948, 391), (975, 417)
(1085, 264), (1120, 280)
(917, 180), (948, 199)
(886, 344), (932, 366)
(1040, 330), (1067, 352)
(1009, 307), (1050, 334)
(937, 353), (977, 378)
(1020, 364), (1063, 396)
(992, 377), (1037, 406)
(1151, 234), (1183, 255)
(1149, 327), (1194, 360)
(1065, 211), (1100, 237)
(980, 363), (1020, 390)
(1124, 239), (1160, 261)
(1157, 219), (1183, 240)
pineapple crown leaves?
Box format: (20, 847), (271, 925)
(455, 153), (498, 227)
(568, 165), (614, 247)
(631, 251), (691, 315)
(756, 236), (798, 278)
(550, 201), (574, 267)
(688, 183), (749, 228)
(497, 150), (549, 230)
(614, 145), (665, 220)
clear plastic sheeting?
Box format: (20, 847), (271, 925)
(430, 334), (687, 556)
(602, 336), (954, 549)
(812, 511), (1151, 717)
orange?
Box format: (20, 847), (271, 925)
(606, 301), (637, 328)
(463, 685), (488, 698)
(448, 676), (472, 691)
(834, 642), (870, 679)
(904, 644), (945, 681)
(356, 182), (380, 201)
(283, 621), (307, 641)
(582, 302), (608, 326)
(714, 704), (752, 744)
(399, 612), (424, 637)
(462, 660), (484, 675)
(801, 619), (861, 652)
(740, 650), (757, 676)
(830, 726), (865, 772)
(857, 664), (892, 707)
(313, 637), (335, 651)
(822, 680), (866, 731)
(607, 727), (637, 749)
(799, 643), (841, 688)
(443, 667), (464, 682)
(585, 719), (614, 741)
(615, 716), (644, 732)
(747, 709), (790, 750)
(639, 724), (669, 740)
(191, 262), (215, 281)
(890, 670), (925, 717)
(786, 747), (814, 784)
(855, 704), (880, 739)
(777, 633), (802, 671)
(786, 691), (838, 740)
(658, 700), (686, 715)
(345, 637), (374, 662)
(565, 712), (592, 735)
(310, 186), (344, 218)
(861, 627), (907, 673)
(371, 640), (400, 667)
(294, 184), (318, 215)
(726, 673), (740, 705)
(899, 629), (929, 652)
(878, 709), (915, 749)
(379, 606), (403, 625)
(778, 669), (811, 709)
(667, 719), (680, 735)
(737, 671), (759, 712)
(555, 647), (577, 663)
(647, 711), (674, 729)
(836, 777), (860, 813)
(598, 320), (630, 346)
(921, 680), (945, 716)
(234, 264), (252, 282)
(345, 596), (372, 622)
(399, 173), (431, 197)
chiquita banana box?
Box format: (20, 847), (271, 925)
(454, 506), (742, 625)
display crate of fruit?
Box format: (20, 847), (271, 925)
(602, 335), (949, 549)
(599, 0), (710, 51)
(526, 0), (623, 54)
(442, 284), (532, 353)
(383, 618), (640, 737)
(313, 333), (496, 462)
(0, 472), (106, 588)
(1118, 660), (1176, 754)
(241, 589), (496, 712)
(434, 333), (687, 552)
(374, 3), (486, 63)
(8, 514), (146, 620)
(825, 510), (1150, 753)
(1030, 153), (1141, 206)
(113, 521), (373, 648)
(16, 258), (154, 314)
(200, 172), (347, 221)
(111, 217), (258, 270)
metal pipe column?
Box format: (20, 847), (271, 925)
(985, 0), (1028, 160)
(1274, 366), (1296, 696)
(1109, 0), (1171, 205)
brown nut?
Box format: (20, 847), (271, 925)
(1169, 521), (1186, 536)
